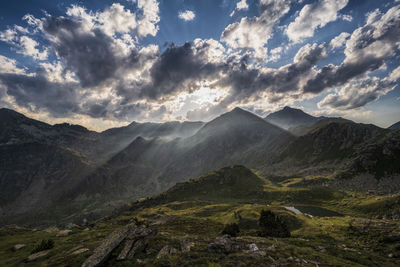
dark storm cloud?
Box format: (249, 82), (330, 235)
(0, 70), (79, 116)
(137, 42), (225, 100)
(217, 43), (327, 103)
(303, 6), (400, 94)
(43, 16), (141, 88)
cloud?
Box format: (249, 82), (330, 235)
(286, 0), (349, 43)
(178, 10), (196, 21)
(230, 0), (249, 17)
(329, 32), (350, 49)
(303, 5), (400, 94)
(217, 43), (327, 104)
(318, 67), (400, 110)
(0, 27), (48, 60)
(221, 0), (292, 59)
(0, 55), (26, 74)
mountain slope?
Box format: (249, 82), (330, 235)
(389, 121), (400, 130)
(78, 108), (293, 204)
(265, 106), (321, 130)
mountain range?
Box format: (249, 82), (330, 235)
(0, 106), (399, 226)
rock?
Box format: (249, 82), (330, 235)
(81, 224), (134, 267)
(57, 230), (72, 237)
(26, 250), (50, 262)
(249, 243), (259, 253)
(66, 223), (79, 229)
(207, 235), (241, 254)
(68, 245), (84, 254)
(117, 239), (135, 261)
(72, 248), (90, 255)
(157, 245), (178, 259)
(181, 239), (195, 253)
(127, 238), (147, 259)
(43, 226), (59, 233)
(13, 244), (26, 251)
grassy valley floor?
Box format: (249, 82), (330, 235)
(1, 166), (400, 266)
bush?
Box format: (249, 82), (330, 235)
(222, 223), (240, 237)
(31, 239), (54, 253)
(258, 210), (290, 238)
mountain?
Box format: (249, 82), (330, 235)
(77, 108), (292, 203)
(389, 121), (400, 130)
(265, 106), (321, 130)
(2, 107), (400, 226)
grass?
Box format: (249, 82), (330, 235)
(1, 166), (399, 266)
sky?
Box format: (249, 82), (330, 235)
(0, 0), (399, 131)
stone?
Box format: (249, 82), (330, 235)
(207, 235), (241, 254)
(13, 244), (26, 251)
(66, 223), (79, 229)
(43, 226), (59, 233)
(127, 238), (148, 259)
(67, 245), (84, 254)
(249, 243), (259, 253)
(81, 224), (134, 267)
(26, 250), (50, 262)
(72, 248), (90, 255)
(57, 230), (72, 237)
(157, 245), (178, 259)
(266, 244), (276, 252)
(181, 239), (195, 253)
(117, 239), (135, 261)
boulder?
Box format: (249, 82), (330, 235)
(117, 240), (135, 261)
(26, 250), (50, 262)
(72, 248), (90, 255)
(181, 239), (195, 253)
(81, 224), (134, 267)
(12, 244), (26, 251)
(57, 230), (72, 237)
(157, 245), (178, 259)
(207, 235), (241, 254)
(43, 226), (59, 233)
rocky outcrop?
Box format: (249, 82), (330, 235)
(207, 235), (242, 254)
(81, 224), (154, 266)
(157, 245), (178, 259)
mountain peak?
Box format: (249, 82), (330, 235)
(265, 106), (319, 130)
(389, 121), (400, 130)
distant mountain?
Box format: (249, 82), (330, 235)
(79, 108), (292, 202)
(2, 106), (400, 226)
(389, 121), (400, 130)
(265, 106), (321, 130)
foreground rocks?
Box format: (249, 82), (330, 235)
(208, 235), (242, 254)
(81, 224), (154, 267)
(26, 250), (50, 262)
(12, 244), (26, 251)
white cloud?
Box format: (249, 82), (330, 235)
(0, 28), (48, 60)
(0, 55), (26, 74)
(340, 14), (353, 22)
(178, 10), (196, 21)
(221, 0), (292, 59)
(286, 0), (349, 43)
(330, 32), (350, 49)
(230, 0), (249, 17)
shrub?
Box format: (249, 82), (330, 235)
(222, 223), (240, 237)
(31, 239), (54, 253)
(258, 210), (290, 238)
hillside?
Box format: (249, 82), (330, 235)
(389, 121), (400, 130)
(1, 165), (399, 266)
(265, 106), (321, 130)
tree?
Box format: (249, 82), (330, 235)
(258, 210), (290, 238)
